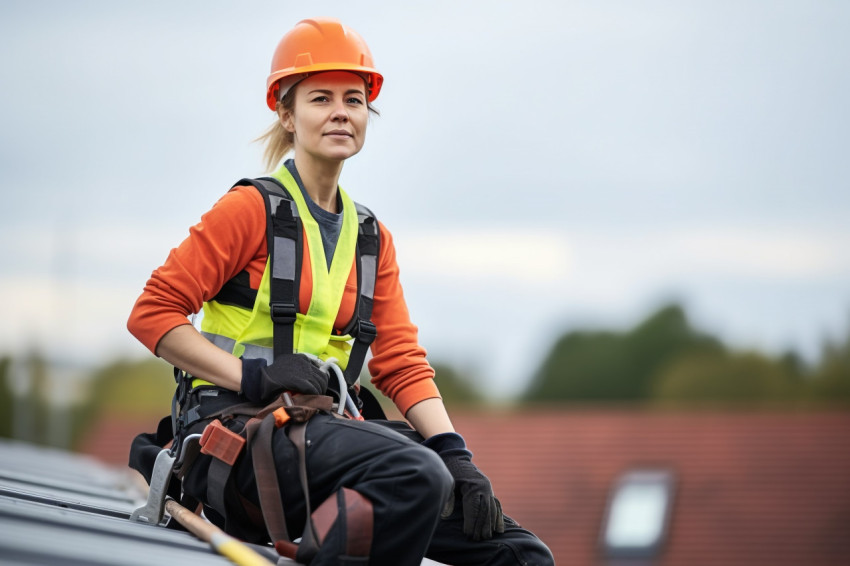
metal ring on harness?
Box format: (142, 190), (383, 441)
(302, 354), (363, 420)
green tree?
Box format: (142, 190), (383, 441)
(21, 352), (50, 446)
(525, 330), (627, 401)
(431, 362), (483, 406)
(806, 334), (850, 404)
(0, 356), (12, 439)
(627, 304), (723, 394)
(650, 351), (801, 405)
(358, 359), (484, 419)
(524, 303), (722, 403)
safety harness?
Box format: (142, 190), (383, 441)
(129, 176), (384, 563)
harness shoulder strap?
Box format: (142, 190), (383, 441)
(342, 202), (381, 386)
(236, 177), (381, 386)
(234, 177), (302, 360)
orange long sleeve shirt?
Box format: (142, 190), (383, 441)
(127, 184), (439, 415)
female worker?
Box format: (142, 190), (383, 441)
(128, 17), (553, 566)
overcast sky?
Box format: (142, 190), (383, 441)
(1, 0), (848, 398)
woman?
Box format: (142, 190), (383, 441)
(128, 17), (553, 566)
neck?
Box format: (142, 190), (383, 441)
(293, 154), (343, 213)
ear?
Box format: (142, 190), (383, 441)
(279, 108), (295, 134)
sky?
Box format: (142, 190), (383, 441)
(1, 0), (849, 399)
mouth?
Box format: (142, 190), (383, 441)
(324, 130), (353, 138)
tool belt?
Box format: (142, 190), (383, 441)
(129, 387), (373, 564)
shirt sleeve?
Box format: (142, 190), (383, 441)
(127, 186), (267, 354)
(367, 222), (441, 415)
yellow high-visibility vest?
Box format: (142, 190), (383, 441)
(195, 164), (372, 387)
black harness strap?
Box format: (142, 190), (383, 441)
(291, 421), (320, 563)
(249, 177), (303, 361)
(231, 177), (380, 383)
(206, 457), (230, 522)
(342, 204), (380, 386)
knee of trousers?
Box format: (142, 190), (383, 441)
(499, 534), (556, 566)
(400, 445), (454, 508)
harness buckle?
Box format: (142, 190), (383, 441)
(270, 302), (297, 324)
(356, 320), (377, 344)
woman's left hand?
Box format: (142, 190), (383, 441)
(424, 432), (506, 541)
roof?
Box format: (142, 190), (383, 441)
(0, 438), (284, 565)
(451, 409), (850, 566)
(1, 436), (450, 565)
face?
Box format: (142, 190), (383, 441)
(281, 71), (369, 164)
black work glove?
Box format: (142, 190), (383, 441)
(240, 354), (329, 403)
(423, 432), (505, 541)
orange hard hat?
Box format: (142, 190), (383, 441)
(266, 18), (384, 111)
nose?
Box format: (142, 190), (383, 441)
(330, 99), (349, 122)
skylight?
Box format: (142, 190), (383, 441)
(601, 470), (675, 558)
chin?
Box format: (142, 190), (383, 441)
(326, 149), (362, 162)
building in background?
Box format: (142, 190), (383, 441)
(450, 410), (850, 566)
(80, 408), (850, 565)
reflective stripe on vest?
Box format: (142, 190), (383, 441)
(201, 331), (273, 364)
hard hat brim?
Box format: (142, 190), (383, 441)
(266, 64), (383, 110)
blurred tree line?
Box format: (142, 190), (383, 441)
(0, 353), (58, 447)
(524, 303), (850, 406)
(1, 302), (848, 451)
(0, 355), (174, 450)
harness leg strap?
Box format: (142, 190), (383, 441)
(199, 419), (247, 517)
(247, 414), (293, 552)
(290, 420), (374, 562)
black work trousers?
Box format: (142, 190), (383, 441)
(186, 411), (554, 565)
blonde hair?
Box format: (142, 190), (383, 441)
(256, 79), (381, 172)
(257, 89), (297, 173)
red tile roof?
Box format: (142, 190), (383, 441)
(452, 409), (850, 566)
(80, 413), (159, 468)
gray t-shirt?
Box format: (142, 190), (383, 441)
(285, 159), (342, 269)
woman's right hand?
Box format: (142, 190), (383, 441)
(240, 354), (330, 403)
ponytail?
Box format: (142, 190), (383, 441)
(256, 90), (296, 172)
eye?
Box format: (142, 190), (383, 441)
(311, 95), (330, 103)
(347, 96), (365, 105)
